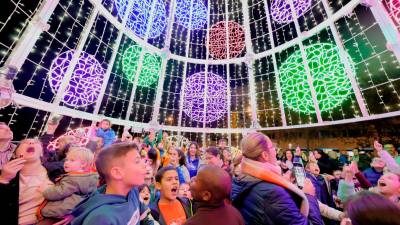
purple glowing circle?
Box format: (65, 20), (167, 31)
(270, 0), (312, 24)
(48, 50), (105, 107)
(183, 72), (227, 123)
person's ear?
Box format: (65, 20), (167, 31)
(110, 166), (123, 180)
(260, 151), (269, 162)
(201, 190), (212, 201)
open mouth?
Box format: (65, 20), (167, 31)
(171, 187), (178, 194)
(378, 181), (387, 187)
(143, 197), (149, 201)
(26, 147), (35, 153)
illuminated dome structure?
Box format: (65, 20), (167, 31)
(1, 0), (400, 146)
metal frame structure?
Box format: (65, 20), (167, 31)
(8, 0), (400, 134)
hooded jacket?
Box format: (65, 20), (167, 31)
(71, 185), (153, 225)
(231, 158), (323, 225)
(41, 172), (99, 218)
(96, 128), (116, 147)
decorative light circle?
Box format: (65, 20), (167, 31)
(270, 0), (312, 24)
(47, 127), (91, 151)
(48, 50), (105, 107)
(122, 44), (162, 87)
(279, 43), (354, 113)
(175, 0), (207, 30)
(208, 21), (245, 59)
(183, 72), (227, 123)
(166, 135), (191, 148)
(114, 0), (167, 39)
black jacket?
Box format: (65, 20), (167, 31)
(150, 197), (193, 225)
(0, 173), (20, 225)
(231, 175), (324, 225)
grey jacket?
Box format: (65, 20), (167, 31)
(41, 172), (99, 218)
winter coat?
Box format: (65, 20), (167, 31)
(71, 185), (153, 225)
(362, 167), (383, 186)
(150, 197), (193, 225)
(41, 172), (99, 218)
(184, 202), (244, 225)
(0, 173), (20, 225)
(231, 175), (324, 225)
(96, 128), (116, 147)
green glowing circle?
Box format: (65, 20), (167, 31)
(279, 43), (354, 113)
(122, 44), (162, 87)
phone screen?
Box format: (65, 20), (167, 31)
(293, 162), (306, 189)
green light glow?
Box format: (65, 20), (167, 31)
(279, 43), (354, 113)
(122, 44), (162, 87)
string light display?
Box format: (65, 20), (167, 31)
(47, 126), (91, 151)
(208, 21), (245, 59)
(114, 0), (167, 39)
(175, 0), (207, 30)
(183, 72), (227, 123)
(270, 0), (312, 24)
(122, 44), (162, 87)
(48, 50), (105, 107)
(279, 43), (353, 113)
(2, 0), (400, 143)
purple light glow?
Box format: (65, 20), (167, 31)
(48, 50), (105, 107)
(183, 72), (227, 123)
(270, 0), (312, 24)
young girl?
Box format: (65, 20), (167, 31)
(0, 139), (53, 225)
(186, 142), (201, 178)
(168, 146), (190, 184)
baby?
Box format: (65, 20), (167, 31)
(40, 147), (98, 220)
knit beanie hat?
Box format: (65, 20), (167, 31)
(241, 132), (273, 160)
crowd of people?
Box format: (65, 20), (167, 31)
(1, 118), (400, 225)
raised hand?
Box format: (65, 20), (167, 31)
(0, 158), (26, 183)
(374, 140), (383, 152)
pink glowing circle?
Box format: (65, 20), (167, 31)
(208, 21), (245, 60)
(389, 0), (400, 25)
(47, 126), (91, 151)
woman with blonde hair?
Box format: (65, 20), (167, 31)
(231, 132), (323, 225)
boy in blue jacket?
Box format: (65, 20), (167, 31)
(67, 143), (154, 225)
(94, 119), (116, 147)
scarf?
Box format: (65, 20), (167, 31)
(240, 157), (310, 217)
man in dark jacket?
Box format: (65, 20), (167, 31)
(184, 165), (244, 225)
(231, 132), (324, 225)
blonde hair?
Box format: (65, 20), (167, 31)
(66, 147), (94, 168)
(240, 132), (273, 160)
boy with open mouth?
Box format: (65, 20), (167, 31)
(150, 166), (193, 225)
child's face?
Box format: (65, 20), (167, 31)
(0, 123), (13, 140)
(371, 158), (386, 170)
(377, 172), (400, 196)
(158, 170), (179, 201)
(308, 163), (320, 176)
(205, 152), (221, 166)
(168, 148), (179, 166)
(16, 139), (42, 162)
(333, 171), (342, 180)
(64, 156), (86, 172)
(222, 149), (232, 162)
(178, 183), (192, 199)
(100, 121), (110, 130)
(189, 144), (197, 156)
(121, 150), (146, 187)
(139, 187), (151, 205)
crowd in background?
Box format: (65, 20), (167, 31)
(0, 118), (400, 225)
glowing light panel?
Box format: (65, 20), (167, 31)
(208, 21), (245, 59)
(175, 0), (207, 30)
(47, 127), (91, 151)
(270, 0), (312, 24)
(122, 44), (162, 87)
(183, 72), (227, 123)
(114, 0), (167, 39)
(279, 43), (353, 113)
(48, 50), (105, 107)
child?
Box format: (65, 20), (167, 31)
(168, 147), (190, 184)
(178, 183), (192, 199)
(40, 147), (98, 221)
(363, 157), (385, 186)
(93, 119), (116, 147)
(139, 184), (152, 206)
(68, 143), (153, 225)
(150, 166), (193, 225)
(0, 139), (53, 225)
(184, 165), (244, 225)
